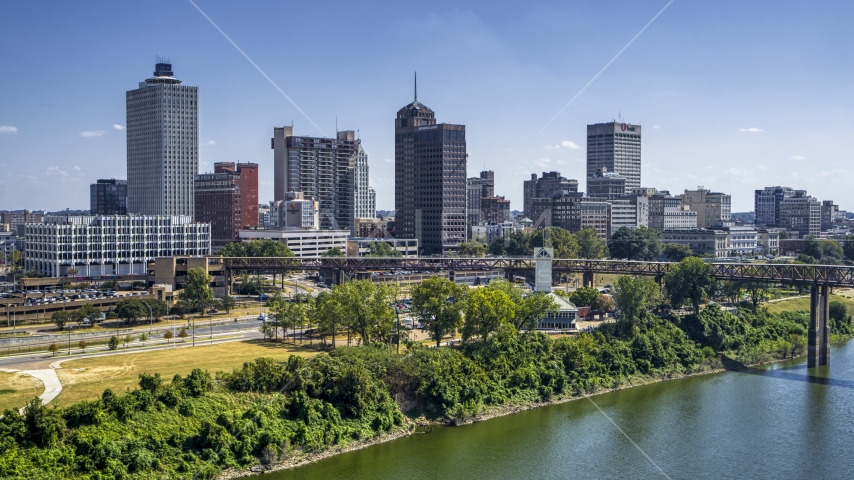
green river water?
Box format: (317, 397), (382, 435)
(257, 340), (854, 479)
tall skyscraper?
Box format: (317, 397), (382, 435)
(271, 127), (359, 231)
(126, 60), (198, 217)
(90, 179), (128, 215)
(394, 81), (467, 254)
(523, 171), (578, 219)
(587, 121), (641, 191)
(353, 144), (374, 219)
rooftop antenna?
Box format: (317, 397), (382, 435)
(336, 116), (338, 134)
(414, 72), (417, 101)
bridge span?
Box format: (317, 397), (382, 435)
(220, 256), (854, 368)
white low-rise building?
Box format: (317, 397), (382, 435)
(25, 215), (211, 277)
(536, 292), (578, 331)
(238, 228), (349, 257)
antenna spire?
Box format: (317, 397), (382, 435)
(414, 72), (417, 101)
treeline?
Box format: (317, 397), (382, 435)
(4, 265), (853, 478)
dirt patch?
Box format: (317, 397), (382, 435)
(0, 371), (44, 411)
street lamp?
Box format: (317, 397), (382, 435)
(140, 300), (153, 334)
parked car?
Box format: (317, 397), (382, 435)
(258, 313), (268, 322)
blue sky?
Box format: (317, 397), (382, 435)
(1, 0), (852, 213)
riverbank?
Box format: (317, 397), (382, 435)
(222, 337), (854, 480)
(220, 427), (413, 479)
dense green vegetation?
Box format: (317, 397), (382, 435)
(487, 227), (608, 259)
(4, 266), (852, 479)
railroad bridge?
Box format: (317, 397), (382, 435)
(221, 257), (854, 368)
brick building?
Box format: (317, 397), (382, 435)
(194, 162), (259, 249)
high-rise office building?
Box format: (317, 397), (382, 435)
(126, 60), (199, 217)
(394, 85), (467, 254)
(467, 170), (497, 224)
(755, 186), (821, 235)
(586, 167), (626, 200)
(587, 121), (641, 191)
(271, 126), (359, 231)
(194, 162), (259, 249)
(367, 187), (376, 219)
(523, 171), (578, 219)
(90, 179), (127, 215)
(353, 144), (374, 219)
(681, 187), (731, 229)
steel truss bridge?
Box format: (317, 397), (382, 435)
(222, 256), (853, 368)
(220, 257), (854, 287)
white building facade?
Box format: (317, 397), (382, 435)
(25, 215), (211, 277)
(126, 61), (199, 218)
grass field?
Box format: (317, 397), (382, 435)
(53, 339), (317, 406)
(0, 371), (44, 412)
(764, 294), (854, 314)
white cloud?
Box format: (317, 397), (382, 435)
(653, 125), (660, 129)
(72, 166), (81, 171)
(113, 124), (125, 130)
(383, 158), (393, 163)
(205, 140), (216, 145)
(80, 130), (105, 137)
(46, 166), (68, 177)
(534, 158), (552, 168)
(545, 140), (581, 151)
(790, 155), (807, 160)
(0, 126), (18, 134)
(739, 127), (764, 133)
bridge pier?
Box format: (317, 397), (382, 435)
(808, 284), (830, 368)
(582, 271), (594, 288)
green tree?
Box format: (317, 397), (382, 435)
(457, 240), (487, 257)
(504, 229), (531, 256)
(139, 333), (148, 346)
(179, 327), (189, 341)
(77, 302), (101, 324)
(164, 329), (174, 340)
(48, 343), (59, 356)
(115, 299), (147, 326)
(100, 280), (118, 290)
(487, 236), (506, 256)
(108, 336), (119, 350)
(412, 277), (467, 346)
(78, 340), (88, 352)
(664, 257), (713, 313)
(843, 235), (854, 261)
(220, 239), (294, 257)
(530, 227), (580, 258)
(609, 226), (663, 260)
(576, 227), (608, 259)
(462, 287), (515, 341)
(332, 280), (399, 344)
(663, 243), (694, 261)
(614, 275), (662, 327)
(171, 300), (189, 318)
(569, 286), (600, 307)
(320, 247), (345, 257)
(593, 294), (616, 312)
(368, 241), (402, 257)
(123, 334), (132, 348)
(514, 291), (560, 332)
(51, 311), (73, 330)
(313, 291), (345, 346)
(487, 278), (523, 305)
(742, 281), (770, 309)
(181, 267), (214, 316)
(271, 299), (308, 343)
(219, 295), (236, 314)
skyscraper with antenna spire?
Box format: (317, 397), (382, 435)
(394, 74), (467, 254)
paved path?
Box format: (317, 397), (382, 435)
(0, 366), (63, 409)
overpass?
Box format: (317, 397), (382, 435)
(221, 256), (854, 368)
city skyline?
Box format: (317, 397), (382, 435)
(1, 1), (853, 213)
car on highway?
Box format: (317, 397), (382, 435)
(258, 313), (268, 322)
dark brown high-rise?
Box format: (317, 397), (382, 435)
(194, 162), (259, 250)
(394, 77), (467, 254)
